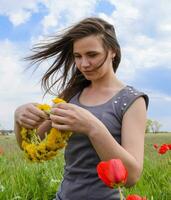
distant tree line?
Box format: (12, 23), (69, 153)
(0, 130), (13, 135)
(0, 123), (13, 135)
(146, 119), (163, 133)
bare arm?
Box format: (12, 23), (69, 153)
(88, 97), (147, 187)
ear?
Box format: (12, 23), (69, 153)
(112, 52), (116, 59)
(109, 49), (116, 59)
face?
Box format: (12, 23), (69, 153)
(73, 35), (115, 80)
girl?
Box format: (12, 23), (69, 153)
(14, 17), (149, 200)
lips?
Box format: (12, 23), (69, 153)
(83, 70), (94, 73)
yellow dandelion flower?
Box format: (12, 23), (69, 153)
(37, 104), (51, 111)
(25, 144), (37, 160)
(22, 141), (28, 149)
(20, 97), (72, 162)
(37, 104), (51, 115)
(37, 143), (47, 153)
(52, 98), (66, 104)
(20, 127), (28, 140)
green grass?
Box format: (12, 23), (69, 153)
(0, 133), (171, 200)
(0, 135), (64, 200)
(123, 133), (171, 200)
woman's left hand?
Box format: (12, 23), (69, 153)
(50, 103), (100, 136)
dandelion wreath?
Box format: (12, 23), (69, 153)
(20, 98), (72, 162)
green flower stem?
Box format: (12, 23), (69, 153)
(118, 186), (123, 200)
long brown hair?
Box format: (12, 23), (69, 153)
(25, 17), (121, 102)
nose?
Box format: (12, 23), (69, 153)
(80, 57), (90, 68)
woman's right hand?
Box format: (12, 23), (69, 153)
(14, 103), (49, 129)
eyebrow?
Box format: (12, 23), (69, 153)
(73, 51), (99, 55)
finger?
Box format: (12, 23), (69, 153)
(55, 103), (70, 110)
(19, 122), (35, 129)
(52, 123), (71, 131)
(63, 103), (77, 109)
(50, 107), (70, 117)
(53, 102), (77, 112)
(21, 117), (40, 127)
(28, 105), (49, 119)
(26, 112), (44, 122)
(50, 114), (68, 124)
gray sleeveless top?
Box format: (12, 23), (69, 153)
(55, 85), (149, 200)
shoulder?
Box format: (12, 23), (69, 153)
(113, 85), (149, 118)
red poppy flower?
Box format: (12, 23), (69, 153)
(158, 144), (169, 154)
(153, 144), (158, 149)
(167, 144), (171, 150)
(96, 159), (128, 188)
(126, 194), (147, 200)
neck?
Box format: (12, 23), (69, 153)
(89, 73), (124, 91)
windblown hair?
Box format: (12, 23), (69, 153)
(26, 17), (121, 102)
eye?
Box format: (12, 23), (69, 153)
(88, 53), (97, 58)
(74, 55), (81, 59)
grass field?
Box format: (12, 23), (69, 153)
(0, 133), (171, 200)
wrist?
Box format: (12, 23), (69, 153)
(87, 120), (105, 138)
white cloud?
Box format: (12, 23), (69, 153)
(40, 0), (99, 33)
(146, 90), (171, 131)
(116, 35), (171, 82)
(0, 0), (100, 29)
(158, 21), (171, 33)
(0, 0), (43, 26)
(0, 40), (22, 93)
(158, 116), (171, 132)
(0, 40), (37, 95)
(99, 1), (171, 82)
(147, 90), (171, 102)
(0, 40), (50, 129)
(9, 11), (31, 26)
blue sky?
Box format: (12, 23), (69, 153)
(0, 0), (171, 131)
